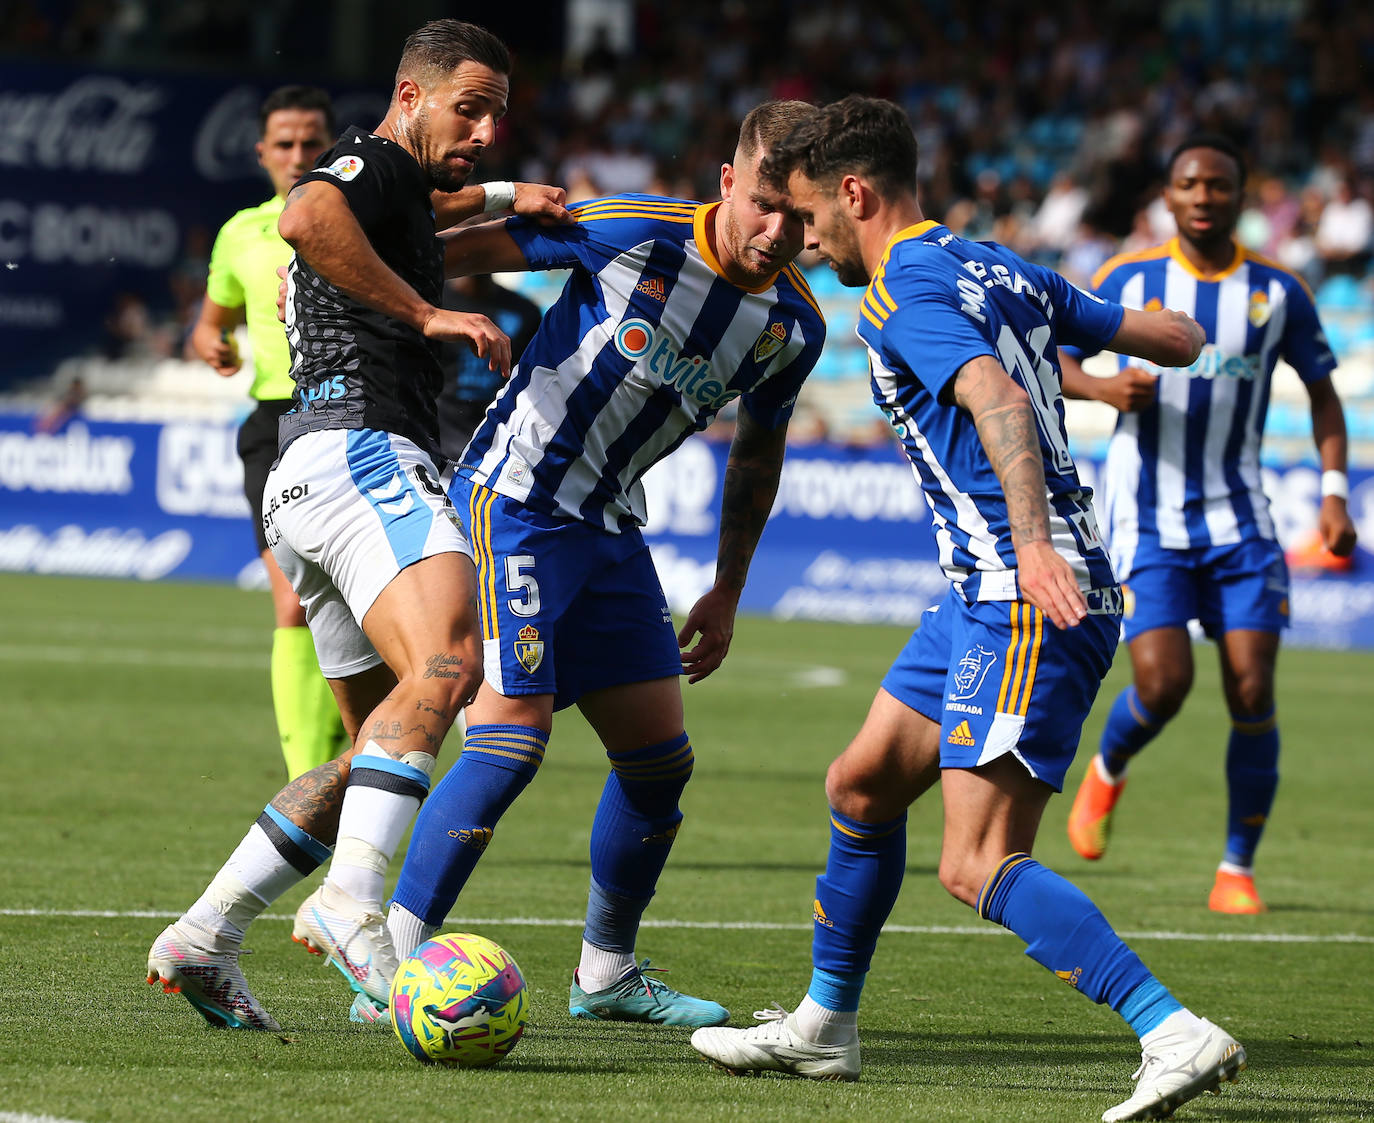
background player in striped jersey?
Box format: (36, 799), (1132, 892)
(148, 20), (569, 1032)
(1062, 135), (1357, 914)
(692, 96), (1248, 1123)
(189, 85), (345, 781)
(378, 100), (826, 1029)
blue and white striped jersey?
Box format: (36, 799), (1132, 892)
(858, 221), (1123, 602)
(460, 194), (826, 532)
(1085, 238), (1336, 560)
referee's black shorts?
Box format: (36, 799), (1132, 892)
(237, 398), (294, 553)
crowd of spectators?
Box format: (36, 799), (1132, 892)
(6, 0), (1374, 375)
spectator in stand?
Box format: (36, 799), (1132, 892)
(1315, 174), (1373, 277)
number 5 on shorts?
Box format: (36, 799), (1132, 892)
(505, 555), (540, 617)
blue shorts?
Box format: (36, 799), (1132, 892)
(1121, 537), (1290, 642)
(457, 478), (681, 711)
(881, 589), (1121, 791)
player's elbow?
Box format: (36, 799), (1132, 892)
(276, 205), (314, 250)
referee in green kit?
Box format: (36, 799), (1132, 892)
(189, 86), (344, 779)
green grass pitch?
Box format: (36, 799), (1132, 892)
(0, 574), (1369, 1122)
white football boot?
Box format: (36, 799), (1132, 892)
(1102, 1017), (1247, 1121)
(691, 1004), (859, 1081)
(146, 920), (280, 1031)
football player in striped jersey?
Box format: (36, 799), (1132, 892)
(383, 100), (827, 1028)
(1061, 134), (1357, 914)
(690, 95), (1248, 1123)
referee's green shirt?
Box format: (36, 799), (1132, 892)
(204, 194), (295, 402)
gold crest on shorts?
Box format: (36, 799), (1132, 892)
(514, 623), (544, 673)
(1122, 584), (1136, 619)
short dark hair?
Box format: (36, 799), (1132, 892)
(1166, 133), (1247, 188)
(396, 19), (511, 87)
(760, 94), (917, 197)
(737, 100), (816, 163)
(258, 85), (335, 137)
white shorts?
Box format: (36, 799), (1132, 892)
(264, 428), (473, 678)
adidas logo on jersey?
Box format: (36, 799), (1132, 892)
(635, 275), (666, 302)
(946, 720), (976, 747)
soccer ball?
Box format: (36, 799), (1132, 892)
(389, 932), (529, 1067)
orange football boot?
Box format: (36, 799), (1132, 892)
(1209, 869), (1266, 914)
(1067, 758), (1127, 860)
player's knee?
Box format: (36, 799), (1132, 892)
(936, 853), (983, 908)
(825, 755), (895, 821)
(1226, 674), (1274, 718)
(1135, 665), (1191, 718)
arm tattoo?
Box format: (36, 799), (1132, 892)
(715, 408), (788, 593)
(954, 357), (1053, 547)
(280, 184), (307, 216)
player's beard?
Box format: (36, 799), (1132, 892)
(405, 106), (473, 193)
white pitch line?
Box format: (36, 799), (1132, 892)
(0, 644), (264, 670)
(2, 908), (1369, 944)
(0, 1113), (89, 1123)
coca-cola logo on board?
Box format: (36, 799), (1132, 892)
(0, 75), (162, 173)
(193, 85), (263, 182)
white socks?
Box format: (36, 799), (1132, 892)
(387, 902), (439, 961)
(794, 994), (858, 1044)
(1141, 1008), (1207, 1050)
(577, 940), (636, 992)
(326, 742), (433, 909)
(184, 822), (304, 947)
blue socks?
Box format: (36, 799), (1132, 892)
(390, 724), (547, 926)
(807, 808), (907, 1011)
(583, 733), (694, 950)
(1223, 709), (1279, 867)
(978, 853), (1181, 1035)
(1099, 686), (1162, 776)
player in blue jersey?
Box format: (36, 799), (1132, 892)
(1062, 135), (1357, 914)
(690, 96), (1248, 1123)
(375, 100), (826, 1030)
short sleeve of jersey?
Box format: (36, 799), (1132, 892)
(204, 220), (244, 308)
(878, 257), (998, 400)
(295, 137), (403, 233)
(1279, 276), (1338, 385)
(505, 200), (653, 275)
(1035, 263), (1125, 354)
(1060, 262), (1129, 361)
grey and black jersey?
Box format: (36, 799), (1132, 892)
(280, 127), (445, 458)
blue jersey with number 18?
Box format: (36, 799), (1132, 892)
(857, 221), (1124, 602)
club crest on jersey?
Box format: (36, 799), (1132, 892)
(321, 155), (364, 181)
(1248, 290), (1271, 327)
(514, 624), (544, 674)
(950, 644), (997, 700)
(753, 321), (788, 363)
